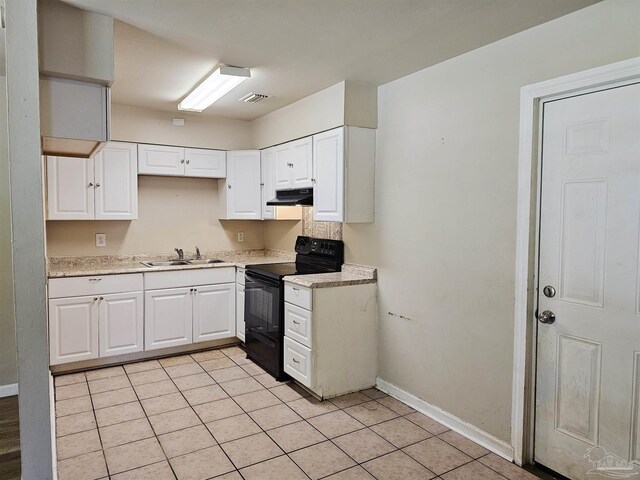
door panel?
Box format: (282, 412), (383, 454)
(261, 148), (275, 219)
(46, 155), (95, 220)
(94, 142), (138, 220)
(313, 128), (344, 222)
(274, 144), (292, 189)
(237, 283), (246, 342)
(138, 144), (185, 176)
(99, 291), (143, 357)
(185, 148), (226, 178)
(144, 287), (192, 350)
(193, 283), (235, 342)
(226, 150), (261, 220)
(291, 137), (313, 188)
(535, 83), (640, 479)
(49, 296), (98, 365)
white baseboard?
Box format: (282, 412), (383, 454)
(376, 377), (514, 461)
(0, 383), (19, 397)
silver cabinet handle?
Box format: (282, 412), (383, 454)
(180, 159), (185, 164)
(292, 287), (299, 292)
(292, 358), (300, 364)
(88, 182), (94, 187)
(186, 160), (190, 164)
(293, 320), (300, 325)
(228, 184), (232, 189)
(95, 183), (101, 187)
(88, 278), (102, 282)
(99, 296), (104, 301)
(190, 288), (194, 292)
(194, 288), (198, 292)
(93, 297), (98, 301)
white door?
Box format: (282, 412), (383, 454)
(138, 144), (185, 176)
(313, 128), (344, 222)
(192, 283), (235, 342)
(226, 150), (262, 220)
(291, 137), (313, 188)
(98, 291), (143, 357)
(274, 143), (293, 189)
(94, 142), (138, 220)
(144, 287), (192, 350)
(535, 83), (640, 479)
(46, 155), (95, 220)
(261, 148), (275, 219)
(236, 283), (245, 342)
(185, 148), (226, 178)
(49, 296), (98, 365)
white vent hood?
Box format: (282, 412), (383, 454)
(38, 0), (113, 158)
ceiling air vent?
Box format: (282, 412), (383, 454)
(238, 92), (270, 103)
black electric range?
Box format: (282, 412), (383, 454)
(243, 236), (344, 379)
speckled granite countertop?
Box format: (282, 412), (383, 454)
(284, 264), (377, 289)
(47, 250), (295, 278)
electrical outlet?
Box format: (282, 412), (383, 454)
(95, 233), (107, 247)
(237, 232), (244, 243)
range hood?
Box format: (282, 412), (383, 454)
(267, 188), (313, 206)
(40, 77), (110, 158)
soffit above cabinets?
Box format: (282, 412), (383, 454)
(61, 0), (599, 121)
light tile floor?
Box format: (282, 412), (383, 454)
(54, 346), (541, 480)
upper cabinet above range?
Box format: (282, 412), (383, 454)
(273, 137), (314, 190)
(138, 144), (226, 178)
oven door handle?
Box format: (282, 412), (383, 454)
(245, 270), (281, 286)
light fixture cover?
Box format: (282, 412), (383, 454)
(178, 65), (250, 112)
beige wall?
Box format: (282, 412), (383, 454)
(47, 176), (265, 256)
(263, 220), (302, 252)
(345, 0), (640, 443)
(111, 103), (252, 150)
(0, 76), (17, 387)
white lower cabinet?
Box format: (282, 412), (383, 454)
(144, 287), (193, 350)
(48, 273), (144, 365)
(236, 268), (246, 342)
(99, 291), (144, 357)
(193, 284), (235, 342)
(283, 282), (378, 398)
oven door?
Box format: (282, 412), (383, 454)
(244, 270), (285, 378)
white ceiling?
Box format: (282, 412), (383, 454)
(61, 0), (598, 121)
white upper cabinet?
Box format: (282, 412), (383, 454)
(47, 141), (138, 221)
(185, 148), (226, 178)
(138, 144), (185, 176)
(138, 144), (226, 178)
(313, 126), (375, 223)
(261, 147), (276, 219)
(219, 150), (262, 220)
(272, 138), (313, 190)
(94, 142), (138, 220)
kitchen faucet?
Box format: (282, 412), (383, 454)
(174, 248), (184, 259)
(195, 246), (201, 260)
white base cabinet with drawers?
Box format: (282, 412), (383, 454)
(48, 274), (144, 365)
(283, 282), (378, 398)
(144, 268), (236, 351)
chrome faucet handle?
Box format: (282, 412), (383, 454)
(174, 248), (184, 259)
(195, 246), (201, 260)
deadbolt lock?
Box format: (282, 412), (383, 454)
(543, 285), (556, 298)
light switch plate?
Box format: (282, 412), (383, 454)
(95, 233), (106, 247)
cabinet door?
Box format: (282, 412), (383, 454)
(138, 144), (185, 176)
(236, 283), (245, 342)
(261, 148), (275, 219)
(291, 137), (313, 188)
(313, 128), (344, 222)
(144, 287), (192, 350)
(94, 142), (138, 220)
(185, 148), (226, 178)
(193, 283), (236, 342)
(46, 155), (95, 220)
(99, 291), (143, 357)
(49, 296), (98, 365)
(226, 150), (262, 220)
(273, 143), (292, 189)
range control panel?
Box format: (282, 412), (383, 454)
(295, 236), (344, 259)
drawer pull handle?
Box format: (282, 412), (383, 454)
(93, 297), (98, 301)
(293, 320), (300, 325)
(88, 278), (102, 282)
(292, 358), (300, 364)
(99, 297), (104, 301)
(292, 287), (299, 292)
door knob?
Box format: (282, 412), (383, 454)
(538, 310), (556, 324)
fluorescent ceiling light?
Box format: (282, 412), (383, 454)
(178, 65), (250, 112)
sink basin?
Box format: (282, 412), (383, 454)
(140, 260), (190, 267)
(188, 259), (225, 265)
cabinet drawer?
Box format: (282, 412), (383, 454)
(285, 302), (312, 348)
(144, 267), (235, 290)
(284, 336), (313, 388)
(236, 268), (246, 286)
(49, 274), (143, 299)
(285, 283), (312, 310)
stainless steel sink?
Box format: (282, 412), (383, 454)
(187, 259), (225, 265)
(140, 260), (191, 267)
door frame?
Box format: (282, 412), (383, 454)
(512, 56), (640, 466)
